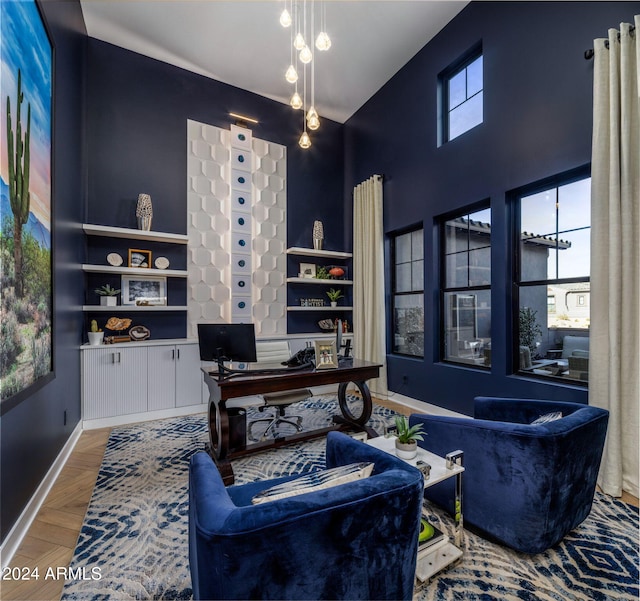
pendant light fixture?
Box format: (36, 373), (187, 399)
(281, 0), (330, 149)
(315, 1), (331, 51)
(299, 64), (311, 148)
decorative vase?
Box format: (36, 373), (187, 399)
(313, 220), (324, 250)
(330, 301), (337, 308)
(395, 439), (418, 460)
(88, 331), (104, 346)
(100, 296), (117, 306)
(136, 193), (153, 231)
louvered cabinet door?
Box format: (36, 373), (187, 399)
(175, 343), (205, 407)
(82, 347), (148, 419)
(147, 345), (177, 411)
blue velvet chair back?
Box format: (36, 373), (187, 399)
(409, 397), (608, 554)
(189, 431), (424, 600)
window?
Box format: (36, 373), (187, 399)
(514, 169), (590, 383)
(441, 206), (491, 366)
(392, 228), (424, 357)
(442, 50), (483, 142)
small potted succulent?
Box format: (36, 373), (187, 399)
(326, 288), (343, 307)
(95, 284), (121, 306)
(394, 415), (425, 460)
(88, 319), (104, 346)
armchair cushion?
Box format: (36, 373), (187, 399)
(561, 335), (589, 359)
(189, 431), (424, 600)
(409, 397), (608, 554)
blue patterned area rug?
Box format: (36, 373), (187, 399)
(61, 397), (639, 601)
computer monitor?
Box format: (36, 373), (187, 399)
(197, 323), (257, 363)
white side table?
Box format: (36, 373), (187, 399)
(366, 435), (464, 583)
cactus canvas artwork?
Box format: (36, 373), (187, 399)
(0, 0), (53, 403)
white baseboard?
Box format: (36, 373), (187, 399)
(0, 422), (83, 569)
(83, 403), (207, 430)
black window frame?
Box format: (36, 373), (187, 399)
(440, 43), (483, 144)
(439, 202), (492, 368)
(511, 164), (591, 384)
(391, 226), (425, 358)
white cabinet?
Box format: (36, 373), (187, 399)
(82, 340), (205, 424)
(82, 346), (148, 419)
(147, 343), (203, 410)
(175, 343), (206, 407)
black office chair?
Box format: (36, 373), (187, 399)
(247, 341), (311, 441)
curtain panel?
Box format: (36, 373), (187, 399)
(353, 175), (388, 395)
(590, 16), (639, 498)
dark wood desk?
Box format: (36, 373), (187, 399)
(201, 359), (381, 484)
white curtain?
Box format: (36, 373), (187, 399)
(590, 16), (640, 499)
(353, 175), (388, 396)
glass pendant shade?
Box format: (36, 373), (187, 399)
(290, 91), (303, 109)
(299, 131), (311, 149)
(285, 64), (298, 83)
(279, 8), (292, 27)
(299, 45), (312, 64)
(306, 106), (318, 120)
(307, 114), (320, 130)
(315, 31), (331, 51)
(294, 32), (305, 50)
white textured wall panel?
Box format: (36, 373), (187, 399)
(187, 120), (287, 338)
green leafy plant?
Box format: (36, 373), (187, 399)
(326, 288), (343, 303)
(394, 415), (425, 444)
(94, 284), (120, 296)
(315, 266), (330, 279)
(519, 307), (542, 356)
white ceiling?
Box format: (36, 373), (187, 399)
(79, 1), (468, 123)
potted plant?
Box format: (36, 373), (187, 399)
(326, 288), (343, 307)
(88, 319), (104, 346)
(95, 284), (121, 306)
(394, 415), (425, 460)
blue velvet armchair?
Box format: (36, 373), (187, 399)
(409, 397), (609, 554)
(189, 431), (424, 600)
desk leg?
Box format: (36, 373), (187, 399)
(334, 381), (377, 437)
(203, 376), (236, 485)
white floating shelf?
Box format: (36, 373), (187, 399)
(83, 305), (188, 312)
(83, 224), (189, 245)
(287, 306), (353, 312)
(287, 247), (352, 259)
(287, 277), (353, 285)
(82, 264), (187, 278)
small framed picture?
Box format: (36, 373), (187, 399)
(299, 262), (316, 278)
(128, 248), (152, 268)
(121, 275), (167, 305)
(315, 340), (338, 369)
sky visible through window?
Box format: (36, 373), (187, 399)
(448, 55), (483, 141)
(520, 177), (591, 280)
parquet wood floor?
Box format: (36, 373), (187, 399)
(2, 428), (110, 601)
(2, 407), (637, 601)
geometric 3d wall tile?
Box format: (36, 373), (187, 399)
(187, 119), (287, 338)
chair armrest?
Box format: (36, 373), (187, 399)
(473, 396), (590, 423)
(325, 431), (422, 479)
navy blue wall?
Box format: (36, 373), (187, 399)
(1, 0), (86, 542)
(85, 39), (345, 247)
(344, 1), (634, 415)
(85, 39), (345, 339)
